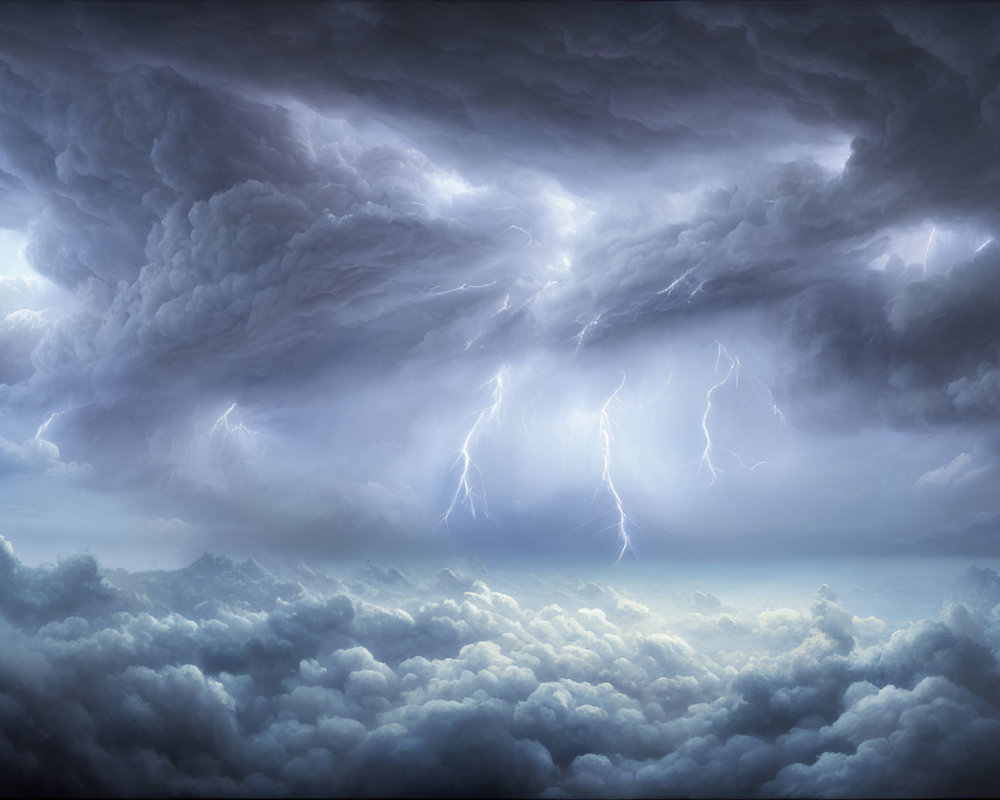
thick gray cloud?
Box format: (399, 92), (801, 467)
(0, 3), (999, 558)
(1, 538), (1000, 797)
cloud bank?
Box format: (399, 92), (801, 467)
(1, 536), (998, 797)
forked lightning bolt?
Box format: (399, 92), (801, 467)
(753, 373), (790, 432)
(658, 267), (696, 297)
(699, 347), (736, 487)
(699, 343), (784, 487)
(211, 402), (254, 436)
(442, 366), (508, 522)
(168, 402), (254, 486)
(598, 373), (634, 562)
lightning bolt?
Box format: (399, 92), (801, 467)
(521, 388), (543, 443)
(210, 402), (254, 436)
(750, 372), (791, 433)
(426, 280), (498, 298)
(699, 347), (735, 487)
(658, 267), (696, 297)
(597, 373), (634, 563)
(974, 237), (993, 255)
(420, 281), (505, 354)
(442, 365), (508, 523)
(35, 411), (65, 440)
(168, 402), (254, 486)
(459, 293), (514, 352)
(573, 313), (602, 356)
(515, 280), (559, 314)
(922, 225), (936, 278)
(699, 343), (784, 488)
(650, 372), (674, 404)
(506, 224), (534, 245)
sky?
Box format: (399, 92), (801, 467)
(3, 2), (1000, 796)
(1, 2), (1000, 567)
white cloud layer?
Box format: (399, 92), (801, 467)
(1, 537), (999, 797)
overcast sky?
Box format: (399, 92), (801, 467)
(1, 2), (1000, 567)
(7, 5), (1000, 797)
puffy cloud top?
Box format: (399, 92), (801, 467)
(2, 542), (1000, 796)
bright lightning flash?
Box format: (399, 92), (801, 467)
(699, 347), (735, 487)
(211, 402), (254, 436)
(168, 402), (255, 486)
(922, 225), (936, 278)
(35, 411), (64, 440)
(658, 267), (695, 297)
(699, 343), (784, 488)
(426, 280), (498, 298)
(573, 313), (602, 355)
(598, 374), (634, 562)
(442, 366), (508, 522)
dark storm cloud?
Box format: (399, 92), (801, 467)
(890, 245), (1000, 416)
(775, 241), (1000, 433)
(0, 3), (991, 398)
(2, 539), (1000, 797)
(0, 29), (546, 517)
(52, 0), (997, 234)
(0, 1), (999, 555)
(0, 56), (503, 381)
(54, 3), (847, 180)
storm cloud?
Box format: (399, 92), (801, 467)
(0, 3), (999, 560)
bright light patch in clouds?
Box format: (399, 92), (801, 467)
(1, 2), (1000, 795)
(771, 135), (855, 175)
(866, 220), (996, 279)
(0, 229), (72, 320)
(426, 169), (481, 207)
(0, 229), (30, 278)
(541, 183), (594, 240)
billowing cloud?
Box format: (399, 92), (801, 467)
(0, 539), (999, 797)
(0, 6), (997, 570)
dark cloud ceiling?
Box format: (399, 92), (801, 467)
(0, 2), (998, 561)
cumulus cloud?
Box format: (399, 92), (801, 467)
(0, 426), (87, 479)
(0, 541), (998, 797)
